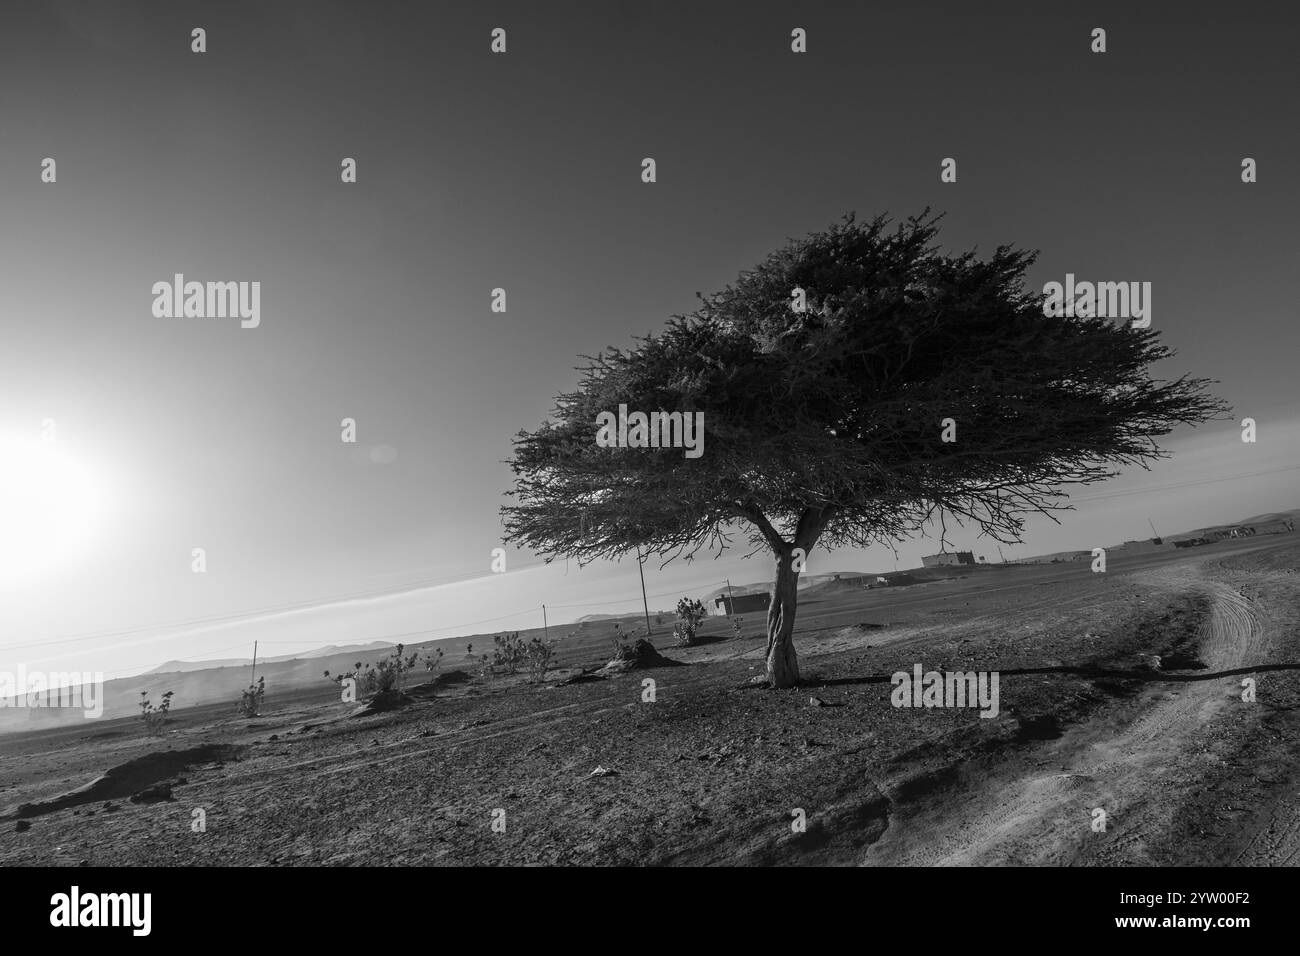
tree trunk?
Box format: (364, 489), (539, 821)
(765, 551), (800, 687)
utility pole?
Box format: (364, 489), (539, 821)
(638, 551), (652, 636)
(1148, 518), (1160, 540)
(997, 545), (1006, 564)
(725, 578), (736, 617)
(249, 640), (258, 688)
(542, 604), (549, 642)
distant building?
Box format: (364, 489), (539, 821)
(921, 551), (975, 568)
(713, 592), (771, 616)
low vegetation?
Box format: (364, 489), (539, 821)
(424, 646), (444, 680)
(323, 644), (421, 698)
(467, 632), (559, 683)
(138, 690), (174, 735)
(238, 676), (265, 717)
(525, 635), (558, 682)
(673, 597), (708, 646)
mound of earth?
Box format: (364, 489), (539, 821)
(350, 689), (411, 716)
(597, 638), (681, 675)
(5, 743), (240, 820)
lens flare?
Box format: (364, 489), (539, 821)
(0, 434), (101, 584)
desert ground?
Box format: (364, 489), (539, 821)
(1, 536), (1298, 866)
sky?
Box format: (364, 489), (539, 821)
(0, 0), (1296, 681)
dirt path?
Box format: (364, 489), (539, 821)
(866, 561), (1272, 865)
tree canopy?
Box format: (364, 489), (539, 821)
(503, 211), (1228, 571)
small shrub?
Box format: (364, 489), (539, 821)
(610, 622), (633, 659)
(464, 642), (493, 680)
(525, 636), (558, 682)
(372, 644), (420, 693)
(491, 632), (528, 674)
(139, 690), (174, 734)
(238, 676), (265, 717)
(673, 597), (708, 646)
(731, 616), (744, 638)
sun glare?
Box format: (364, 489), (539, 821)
(0, 434), (102, 583)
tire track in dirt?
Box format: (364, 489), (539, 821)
(1083, 571), (1264, 865)
(1225, 558), (1300, 868)
(864, 561), (1267, 866)
(1237, 802), (1300, 866)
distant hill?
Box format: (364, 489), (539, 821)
(572, 611), (673, 627)
(147, 640), (397, 674)
(1013, 549), (1092, 565)
(280, 641), (397, 662)
(147, 657), (250, 674)
(1012, 507), (1299, 562)
(1233, 510), (1300, 525)
(1176, 509), (1299, 541)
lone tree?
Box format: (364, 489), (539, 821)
(502, 212), (1228, 688)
